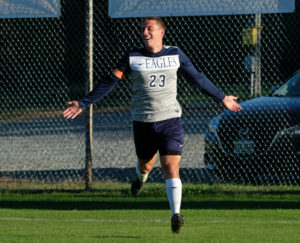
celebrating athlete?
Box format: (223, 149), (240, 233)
(63, 17), (242, 233)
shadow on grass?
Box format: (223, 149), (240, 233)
(1, 198), (300, 210)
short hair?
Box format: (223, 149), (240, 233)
(142, 17), (166, 30)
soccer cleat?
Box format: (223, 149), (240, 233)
(131, 177), (144, 197)
(171, 213), (184, 233)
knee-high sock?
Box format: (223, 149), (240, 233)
(166, 178), (182, 216)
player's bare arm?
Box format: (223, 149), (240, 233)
(113, 68), (125, 80)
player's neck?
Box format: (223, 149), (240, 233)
(146, 44), (163, 54)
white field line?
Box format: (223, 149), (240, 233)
(1, 217), (300, 225)
(0, 217), (168, 223)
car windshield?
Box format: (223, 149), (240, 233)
(273, 71), (300, 97)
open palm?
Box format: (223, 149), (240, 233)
(63, 101), (83, 119)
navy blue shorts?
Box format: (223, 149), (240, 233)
(133, 117), (184, 160)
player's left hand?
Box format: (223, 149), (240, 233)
(222, 95), (242, 112)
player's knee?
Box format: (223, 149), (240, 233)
(162, 164), (179, 179)
(139, 161), (155, 174)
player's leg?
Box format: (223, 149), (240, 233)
(131, 121), (157, 196)
(137, 153), (157, 181)
(131, 153), (157, 196)
(160, 155), (184, 233)
(157, 117), (184, 233)
(160, 154), (182, 216)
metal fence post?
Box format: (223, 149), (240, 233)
(254, 14), (262, 97)
(85, 0), (93, 191)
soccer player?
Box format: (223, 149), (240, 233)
(63, 17), (242, 233)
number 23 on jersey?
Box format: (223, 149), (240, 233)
(149, 74), (166, 88)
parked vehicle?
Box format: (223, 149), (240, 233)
(204, 70), (300, 184)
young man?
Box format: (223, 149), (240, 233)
(63, 17), (242, 233)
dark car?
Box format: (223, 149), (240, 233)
(204, 70), (300, 184)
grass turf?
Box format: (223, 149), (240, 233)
(1, 208), (300, 243)
(1, 184), (300, 242)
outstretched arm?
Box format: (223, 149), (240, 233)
(177, 48), (242, 112)
(63, 69), (125, 119)
(178, 48), (226, 102)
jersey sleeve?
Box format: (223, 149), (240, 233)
(115, 51), (131, 75)
(77, 73), (121, 110)
(177, 48), (225, 102)
(77, 52), (131, 110)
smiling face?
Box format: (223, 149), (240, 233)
(141, 19), (165, 53)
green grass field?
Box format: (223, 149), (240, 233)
(1, 184), (300, 243)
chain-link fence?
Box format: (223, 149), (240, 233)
(1, 0), (300, 190)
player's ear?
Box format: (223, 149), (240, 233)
(160, 28), (165, 37)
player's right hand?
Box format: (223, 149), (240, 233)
(63, 101), (83, 119)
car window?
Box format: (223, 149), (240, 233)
(273, 71), (300, 97)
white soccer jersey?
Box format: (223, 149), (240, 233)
(116, 46), (225, 122)
(78, 46), (225, 122)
